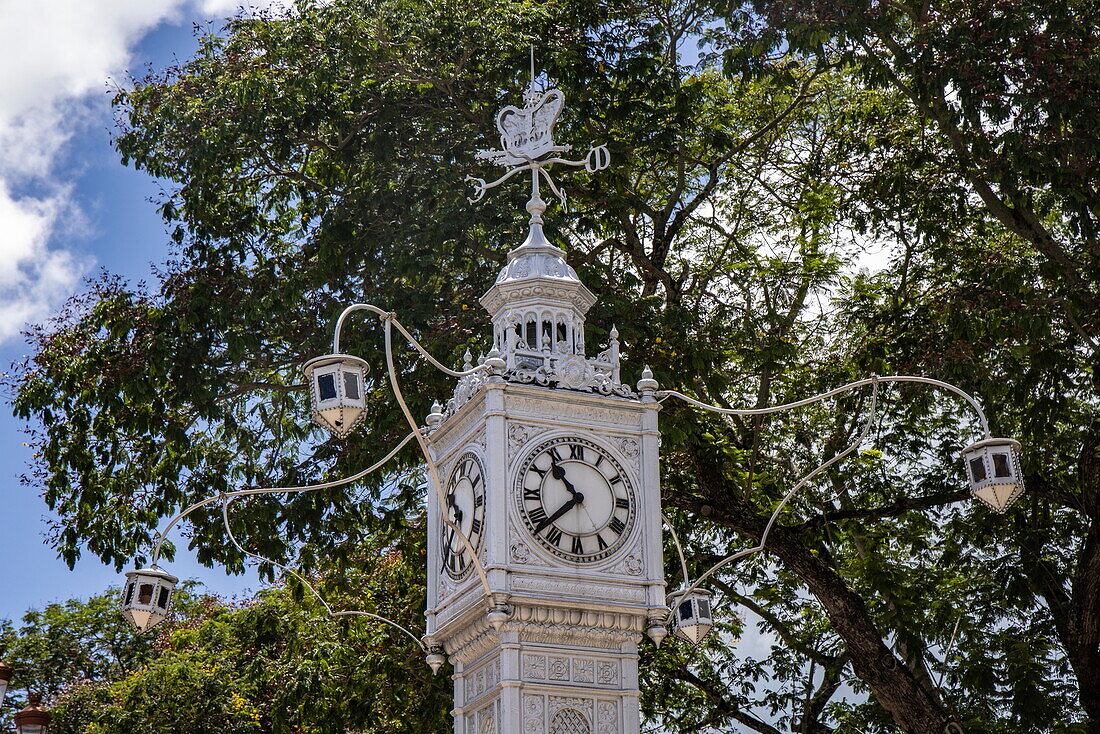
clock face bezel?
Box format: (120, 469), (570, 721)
(441, 451), (487, 580)
(514, 435), (637, 563)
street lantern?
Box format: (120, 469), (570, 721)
(0, 660), (12, 705)
(670, 590), (714, 645)
(302, 354), (370, 439)
(13, 693), (50, 734)
(120, 566), (178, 633)
(961, 437), (1025, 513)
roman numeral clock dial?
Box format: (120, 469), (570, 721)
(516, 437), (637, 563)
(441, 452), (486, 579)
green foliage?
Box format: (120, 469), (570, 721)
(6, 533), (446, 734)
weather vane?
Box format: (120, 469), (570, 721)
(466, 52), (610, 215)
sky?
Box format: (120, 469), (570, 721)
(0, 0), (306, 623)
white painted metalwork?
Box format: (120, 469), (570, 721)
(961, 437), (1024, 513)
(466, 80), (609, 209)
(120, 566), (178, 633)
(662, 377), (882, 626)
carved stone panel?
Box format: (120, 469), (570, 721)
(597, 700), (618, 734)
(524, 694), (544, 733)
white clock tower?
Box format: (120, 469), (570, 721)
(423, 82), (666, 734)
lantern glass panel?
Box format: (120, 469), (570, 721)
(679, 601), (693, 621)
(969, 457), (987, 483)
(992, 452), (1012, 478)
(138, 584), (153, 605)
(158, 587), (171, 609)
(698, 597), (711, 619)
(343, 371), (360, 400)
(18, 725), (46, 734)
(317, 373), (337, 401)
(124, 582), (135, 605)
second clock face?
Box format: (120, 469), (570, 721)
(516, 436), (637, 563)
(441, 452), (486, 579)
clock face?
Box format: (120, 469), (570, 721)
(515, 436), (637, 563)
(441, 452), (486, 579)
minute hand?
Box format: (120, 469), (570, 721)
(533, 495), (583, 536)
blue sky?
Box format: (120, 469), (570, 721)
(0, 0), (295, 623)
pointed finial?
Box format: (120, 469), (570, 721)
(463, 349), (473, 370)
(637, 365), (658, 394)
(486, 347), (506, 374)
(610, 324), (619, 339)
(646, 621), (668, 647)
(425, 646), (446, 674)
(426, 400), (444, 428)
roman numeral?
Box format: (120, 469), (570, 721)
(470, 473), (482, 489)
(545, 526), (563, 546)
(548, 446), (563, 461)
(529, 506), (548, 525)
(608, 517), (626, 536)
(459, 461), (469, 478)
(448, 555), (458, 572)
(596, 534), (609, 550)
(470, 518), (482, 535)
(615, 497), (630, 510)
(474, 494), (484, 507)
(523, 487), (541, 501)
(571, 536), (584, 555)
(608, 474), (622, 486)
(594, 453), (604, 468)
(530, 465), (548, 479)
(569, 444), (584, 461)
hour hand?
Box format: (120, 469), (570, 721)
(549, 457), (578, 496)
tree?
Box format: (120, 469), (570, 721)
(5, 535), (447, 734)
(8, 0), (1097, 731)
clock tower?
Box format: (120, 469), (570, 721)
(423, 82), (666, 734)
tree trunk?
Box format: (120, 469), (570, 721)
(670, 482), (957, 734)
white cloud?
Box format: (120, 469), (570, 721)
(0, 0), (191, 343)
(0, 0), (307, 343)
(0, 182), (86, 340)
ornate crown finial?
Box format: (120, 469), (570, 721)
(466, 71), (610, 227)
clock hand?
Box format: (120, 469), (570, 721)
(549, 456), (580, 498)
(533, 493), (584, 535)
(445, 494), (463, 524)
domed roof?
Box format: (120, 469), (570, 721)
(479, 220), (596, 316)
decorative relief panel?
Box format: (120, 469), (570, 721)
(549, 697), (594, 734)
(524, 694), (544, 733)
(508, 397), (640, 431)
(612, 554), (644, 577)
(597, 701), (618, 734)
(616, 437), (639, 462)
(477, 702), (496, 734)
(549, 656), (569, 681)
(466, 658), (501, 702)
(596, 661), (618, 686)
(521, 654), (620, 689)
(510, 576), (646, 603)
(523, 653), (546, 681)
(508, 422), (549, 455)
(572, 658), (595, 683)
